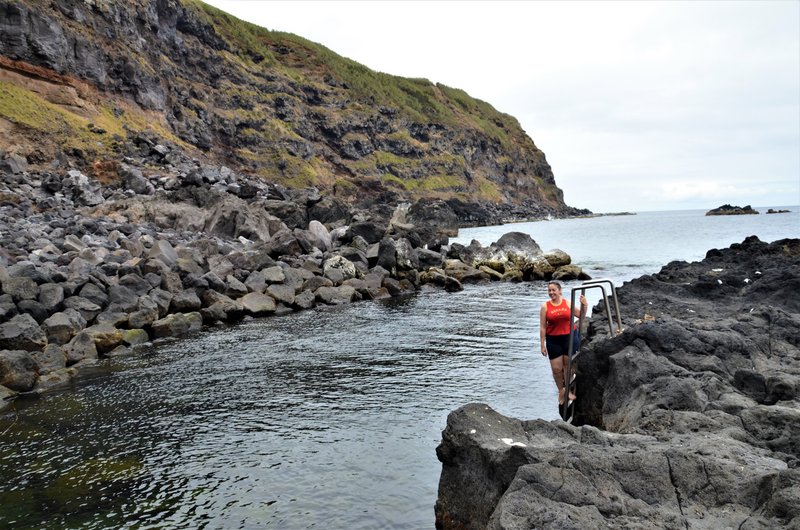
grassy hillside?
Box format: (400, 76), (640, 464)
(188, 0), (525, 145)
(0, 0), (565, 211)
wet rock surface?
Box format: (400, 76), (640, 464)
(436, 237), (800, 529)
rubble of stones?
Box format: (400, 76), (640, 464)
(0, 148), (587, 406)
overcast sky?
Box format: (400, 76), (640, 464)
(203, 0), (799, 213)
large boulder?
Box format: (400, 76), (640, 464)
(543, 248), (571, 268)
(151, 312), (202, 339)
(376, 237), (397, 272)
(261, 199), (307, 229)
(417, 248), (445, 270)
(0, 313), (47, 352)
(200, 291), (243, 322)
(395, 238), (419, 271)
(266, 284), (295, 306)
(42, 309), (86, 345)
(170, 289), (202, 312)
(473, 232), (552, 279)
(148, 239), (179, 268)
(314, 285), (356, 305)
(238, 292), (277, 315)
(64, 331), (98, 364)
(435, 403), (795, 530)
(2, 276), (39, 301)
(344, 221), (386, 245)
(267, 229), (302, 258)
(119, 164), (155, 195)
(63, 296), (102, 322)
(323, 256), (358, 283)
(32, 344), (67, 374)
(82, 323), (124, 354)
(551, 264), (591, 281)
(0, 350), (38, 391)
(307, 220), (332, 251)
(443, 259), (489, 283)
(420, 268), (463, 292)
(407, 199), (460, 248)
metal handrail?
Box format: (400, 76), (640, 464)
(579, 278), (624, 336)
(561, 279), (623, 422)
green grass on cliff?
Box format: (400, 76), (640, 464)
(0, 81), (75, 133)
(0, 81), (183, 160)
(188, 0), (527, 147)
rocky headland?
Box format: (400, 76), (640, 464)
(0, 0), (588, 225)
(436, 236), (800, 529)
(705, 204), (760, 216)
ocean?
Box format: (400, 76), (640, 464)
(0, 206), (797, 529)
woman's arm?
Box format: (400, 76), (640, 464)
(539, 303), (548, 356)
(572, 295), (588, 318)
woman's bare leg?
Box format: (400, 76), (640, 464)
(551, 355), (576, 403)
(549, 357), (565, 404)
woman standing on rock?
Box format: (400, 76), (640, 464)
(540, 281), (587, 405)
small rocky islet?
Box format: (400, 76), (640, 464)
(705, 203), (760, 215)
(435, 236), (800, 529)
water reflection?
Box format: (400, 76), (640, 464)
(1, 283), (559, 529)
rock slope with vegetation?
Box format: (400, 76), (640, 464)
(0, 0), (585, 225)
(436, 237), (800, 529)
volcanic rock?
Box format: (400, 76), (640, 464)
(436, 237), (800, 529)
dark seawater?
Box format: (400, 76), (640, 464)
(1, 206), (797, 529)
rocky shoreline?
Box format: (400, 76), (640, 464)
(435, 236), (800, 529)
(0, 151), (590, 411)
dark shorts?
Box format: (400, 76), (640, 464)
(546, 331), (580, 360)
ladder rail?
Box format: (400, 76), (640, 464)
(579, 278), (624, 335)
(561, 279), (623, 422)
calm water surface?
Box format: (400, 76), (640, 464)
(1, 206), (797, 529)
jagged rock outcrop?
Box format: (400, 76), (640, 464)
(436, 237), (800, 529)
(0, 0), (588, 225)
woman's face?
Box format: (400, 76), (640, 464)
(547, 283), (561, 301)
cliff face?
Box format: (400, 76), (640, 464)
(0, 0), (581, 221)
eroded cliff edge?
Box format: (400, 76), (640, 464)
(436, 237), (800, 529)
(0, 0), (586, 225)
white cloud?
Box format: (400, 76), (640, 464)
(203, 0), (800, 213)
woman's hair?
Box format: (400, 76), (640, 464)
(548, 281), (562, 290)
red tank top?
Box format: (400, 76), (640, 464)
(545, 299), (572, 336)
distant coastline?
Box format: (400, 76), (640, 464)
(576, 211), (636, 218)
